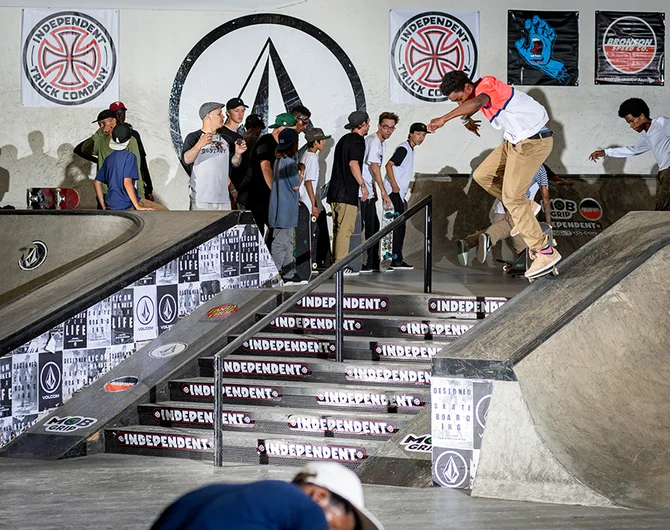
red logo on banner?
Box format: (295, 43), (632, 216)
(207, 304), (239, 319)
(603, 16), (657, 74)
(579, 198), (603, 221)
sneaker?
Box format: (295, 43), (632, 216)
(510, 201), (543, 237)
(391, 260), (414, 270)
(525, 246), (562, 278)
(284, 275), (308, 285)
(343, 267), (360, 276)
(360, 264), (374, 274)
(477, 233), (492, 263)
(457, 239), (469, 267)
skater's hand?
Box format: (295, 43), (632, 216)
(360, 186), (369, 202)
(136, 206), (155, 211)
(589, 149), (605, 162)
(234, 139), (247, 155)
(463, 118), (481, 137)
(312, 205), (320, 218)
(427, 117), (447, 132)
(382, 194), (392, 210)
(197, 132), (213, 149)
(391, 184), (400, 194)
(145, 192), (155, 201)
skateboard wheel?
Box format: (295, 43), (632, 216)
(552, 268), (559, 276)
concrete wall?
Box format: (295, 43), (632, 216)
(0, 0), (668, 210)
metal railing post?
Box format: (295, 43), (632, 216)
(335, 269), (344, 362)
(213, 353), (223, 466)
(424, 199), (432, 294)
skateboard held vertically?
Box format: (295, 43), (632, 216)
(295, 203), (315, 281)
(27, 188), (80, 210)
(379, 207), (398, 272)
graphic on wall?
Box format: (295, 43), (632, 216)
(169, 14), (366, 162)
(21, 9), (119, 107)
(390, 10), (480, 104)
(1, 222), (280, 448)
(508, 11), (579, 86)
(595, 11), (665, 85)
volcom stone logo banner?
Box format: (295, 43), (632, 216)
(21, 9), (119, 107)
(390, 10), (480, 103)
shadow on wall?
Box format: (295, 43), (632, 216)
(148, 157), (175, 208)
(527, 88), (566, 173)
(58, 143), (96, 208)
(0, 146), (14, 204)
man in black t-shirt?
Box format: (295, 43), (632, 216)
(218, 98), (249, 206)
(243, 112), (297, 234)
(327, 111), (370, 269)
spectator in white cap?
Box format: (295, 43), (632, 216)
(151, 461), (384, 530)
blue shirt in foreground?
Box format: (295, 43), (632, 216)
(151, 480), (329, 530)
(95, 149), (140, 210)
(268, 156), (301, 229)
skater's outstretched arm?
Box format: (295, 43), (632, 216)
(428, 94), (490, 132)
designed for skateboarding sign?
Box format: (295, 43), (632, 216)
(22, 9), (119, 107)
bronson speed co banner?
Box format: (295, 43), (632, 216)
(21, 9), (119, 107)
(595, 11), (665, 85)
(507, 11), (579, 86)
(390, 10), (480, 104)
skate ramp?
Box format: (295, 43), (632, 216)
(0, 211), (140, 306)
(431, 211), (670, 509)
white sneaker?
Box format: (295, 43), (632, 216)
(457, 239), (469, 267)
(525, 246), (561, 278)
(343, 267), (359, 276)
(510, 201), (542, 237)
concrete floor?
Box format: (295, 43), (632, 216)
(1, 454), (669, 529)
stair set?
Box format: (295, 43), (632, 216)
(105, 293), (505, 469)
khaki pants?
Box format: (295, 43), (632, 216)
(656, 167), (670, 211)
(140, 198), (168, 211)
(473, 137), (552, 251)
(331, 202), (358, 263)
(466, 211), (525, 254)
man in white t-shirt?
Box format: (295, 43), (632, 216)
(384, 123), (428, 270)
(299, 128), (330, 217)
(589, 98), (670, 211)
(360, 112), (399, 273)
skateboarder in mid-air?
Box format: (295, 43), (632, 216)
(589, 98), (670, 211)
(429, 71), (560, 279)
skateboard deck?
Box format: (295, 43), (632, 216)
(347, 205), (363, 272)
(526, 222), (559, 282)
(27, 187), (80, 210)
(380, 208), (398, 272)
(295, 203), (315, 281)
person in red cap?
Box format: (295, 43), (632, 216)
(151, 461), (384, 530)
(109, 101), (156, 203)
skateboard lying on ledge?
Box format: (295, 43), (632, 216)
(27, 187), (80, 210)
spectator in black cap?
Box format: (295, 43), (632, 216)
(383, 122), (428, 270)
(109, 101), (155, 202)
(326, 110), (370, 274)
(218, 98), (249, 205)
(74, 109), (145, 207)
(268, 128), (304, 284)
(181, 102), (246, 211)
(93, 123), (162, 211)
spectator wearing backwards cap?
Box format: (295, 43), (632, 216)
(218, 97), (249, 206)
(109, 101), (155, 201)
(243, 112), (297, 234)
(181, 102), (246, 210)
(74, 109), (146, 204)
(151, 461), (384, 530)
(326, 110), (370, 273)
(93, 123), (161, 211)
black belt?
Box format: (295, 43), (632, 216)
(527, 130), (553, 140)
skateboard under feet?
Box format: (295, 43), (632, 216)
(526, 222), (559, 283)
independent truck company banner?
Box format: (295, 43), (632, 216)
(595, 11), (665, 85)
(21, 9), (119, 107)
(390, 10), (480, 104)
(508, 11), (579, 86)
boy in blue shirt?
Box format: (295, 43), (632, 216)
(93, 123), (157, 211)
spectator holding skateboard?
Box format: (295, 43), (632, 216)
(361, 112), (399, 273)
(383, 122), (428, 270)
(93, 124), (160, 211)
(428, 71), (559, 280)
(268, 128), (305, 285)
(589, 98), (670, 211)
(326, 111), (369, 274)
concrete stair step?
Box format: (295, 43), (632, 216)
(105, 424), (383, 468)
(197, 356), (431, 387)
(138, 401), (413, 440)
(169, 377), (428, 413)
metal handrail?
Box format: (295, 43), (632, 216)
(214, 195), (433, 465)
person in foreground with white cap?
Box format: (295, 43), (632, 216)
(150, 461), (384, 530)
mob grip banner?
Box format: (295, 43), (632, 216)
(21, 9), (119, 107)
(595, 11), (665, 85)
(507, 11), (579, 86)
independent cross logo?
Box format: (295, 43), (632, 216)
(18, 240), (48, 271)
(23, 11), (116, 105)
(391, 12), (478, 102)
